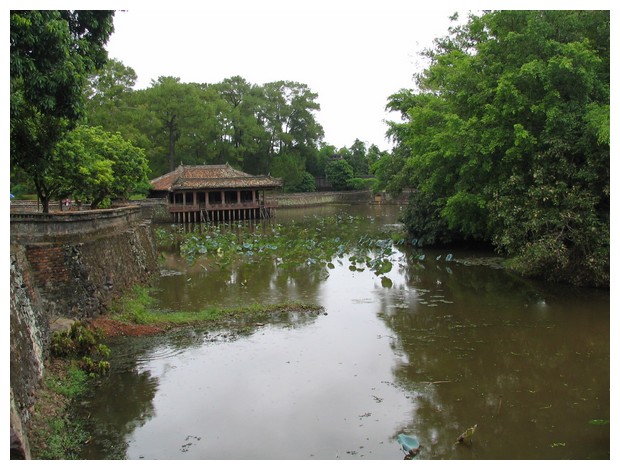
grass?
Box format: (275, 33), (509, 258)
(27, 361), (91, 459)
(110, 284), (323, 329)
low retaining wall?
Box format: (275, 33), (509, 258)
(10, 207), (159, 459)
(10, 205), (143, 244)
(276, 190), (372, 207)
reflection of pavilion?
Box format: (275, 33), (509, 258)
(149, 163), (283, 223)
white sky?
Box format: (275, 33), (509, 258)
(104, 2), (463, 150)
(102, 0), (616, 150)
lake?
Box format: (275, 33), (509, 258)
(77, 204), (610, 460)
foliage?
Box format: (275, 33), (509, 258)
(51, 321), (110, 376)
(292, 171), (317, 192)
(340, 139), (369, 176)
(85, 73), (328, 182)
(83, 67), (384, 187)
(348, 177), (375, 190)
(325, 158), (354, 190)
(271, 151), (307, 192)
(51, 125), (149, 208)
(174, 213), (404, 279)
(10, 10), (115, 213)
(384, 11), (609, 286)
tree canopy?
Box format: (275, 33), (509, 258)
(54, 125), (149, 209)
(10, 10), (115, 212)
(380, 10), (609, 286)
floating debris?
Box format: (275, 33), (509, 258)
(397, 433), (421, 458)
(455, 424), (477, 445)
(160, 269), (184, 277)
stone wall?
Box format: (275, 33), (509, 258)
(10, 205), (143, 244)
(9, 207), (159, 459)
(275, 190), (372, 207)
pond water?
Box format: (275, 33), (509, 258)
(77, 204), (610, 460)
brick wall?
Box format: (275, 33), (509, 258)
(10, 211), (159, 456)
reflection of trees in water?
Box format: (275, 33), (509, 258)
(78, 371), (157, 459)
(156, 253), (326, 310)
(154, 210), (399, 311)
(78, 340), (160, 459)
(376, 247), (610, 459)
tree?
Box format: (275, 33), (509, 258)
(308, 143), (336, 177)
(259, 81), (324, 168)
(83, 58), (137, 128)
(347, 139), (369, 176)
(325, 158), (354, 191)
(385, 10), (609, 286)
(212, 76), (268, 171)
(10, 10), (115, 212)
(54, 125), (149, 209)
(271, 151), (306, 192)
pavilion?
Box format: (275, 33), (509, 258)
(149, 163), (282, 223)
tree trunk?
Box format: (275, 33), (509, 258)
(168, 130), (175, 172)
(34, 178), (50, 214)
(40, 196), (50, 214)
(167, 115), (177, 172)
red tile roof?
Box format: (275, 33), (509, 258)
(150, 164), (283, 192)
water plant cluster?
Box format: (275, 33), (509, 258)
(51, 321), (110, 376)
(159, 214), (406, 278)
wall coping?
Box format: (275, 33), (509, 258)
(10, 205), (144, 244)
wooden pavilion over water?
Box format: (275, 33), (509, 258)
(149, 164), (283, 223)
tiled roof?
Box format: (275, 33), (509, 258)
(150, 164), (283, 191)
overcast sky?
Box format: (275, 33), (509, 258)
(103, 2), (468, 150)
(6, 0), (615, 153)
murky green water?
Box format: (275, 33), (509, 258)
(77, 204), (610, 460)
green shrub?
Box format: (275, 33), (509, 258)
(51, 321), (110, 376)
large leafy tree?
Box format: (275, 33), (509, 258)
(10, 10), (115, 212)
(54, 126), (149, 209)
(385, 10), (609, 286)
(212, 76), (268, 171)
(84, 58), (138, 129)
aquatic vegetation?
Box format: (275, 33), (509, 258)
(112, 285), (323, 329)
(170, 214), (406, 279)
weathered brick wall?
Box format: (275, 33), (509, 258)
(9, 210), (159, 458)
(18, 222), (158, 321)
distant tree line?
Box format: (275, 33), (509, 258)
(82, 66), (386, 191)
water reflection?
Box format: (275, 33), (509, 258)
(77, 205), (609, 460)
(377, 249), (610, 459)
